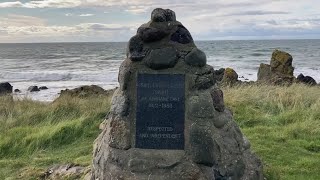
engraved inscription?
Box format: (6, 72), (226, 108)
(136, 74), (185, 149)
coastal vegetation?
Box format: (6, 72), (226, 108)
(0, 84), (319, 179)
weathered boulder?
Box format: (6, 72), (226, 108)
(14, 89), (21, 93)
(58, 85), (114, 98)
(137, 27), (168, 42)
(257, 50), (295, 85)
(145, 47), (178, 69)
(127, 35), (146, 61)
(257, 63), (271, 82)
(213, 68), (225, 83)
(28, 86), (40, 92)
(151, 8), (176, 22)
(221, 67), (239, 85)
(297, 74), (317, 86)
(171, 25), (193, 44)
(91, 8), (263, 180)
(39, 86), (48, 90)
(185, 48), (207, 67)
(270, 50), (294, 76)
(0, 82), (12, 95)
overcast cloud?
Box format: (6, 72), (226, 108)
(0, 0), (319, 42)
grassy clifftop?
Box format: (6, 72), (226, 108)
(0, 84), (320, 179)
(0, 94), (111, 179)
(223, 84), (320, 180)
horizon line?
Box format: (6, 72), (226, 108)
(1, 38), (320, 44)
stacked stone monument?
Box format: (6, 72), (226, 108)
(91, 8), (263, 180)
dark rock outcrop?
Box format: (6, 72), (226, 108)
(0, 82), (12, 95)
(213, 68), (225, 83)
(297, 74), (317, 86)
(59, 85), (114, 98)
(257, 50), (295, 85)
(14, 89), (21, 93)
(91, 8), (263, 180)
(28, 86), (40, 92)
(39, 86), (48, 90)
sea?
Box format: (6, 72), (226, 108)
(1, 39), (319, 101)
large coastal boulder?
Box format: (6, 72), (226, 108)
(257, 50), (295, 85)
(221, 67), (239, 86)
(0, 82), (13, 95)
(91, 8), (263, 180)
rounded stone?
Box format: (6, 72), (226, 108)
(14, 89), (21, 93)
(28, 86), (40, 92)
(39, 86), (48, 90)
(213, 110), (232, 128)
(137, 26), (167, 42)
(109, 119), (131, 150)
(145, 47), (178, 70)
(171, 25), (193, 44)
(185, 48), (207, 67)
(151, 8), (176, 22)
(164, 9), (176, 21)
(188, 93), (214, 118)
(193, 75), (214, 90)
(210, 88), (225, 112)
(127, 35), (145, 61)
(118, 59), (132, 90)
(243, 136), (251, 150)
(110, 89), (129, 117)
(189, 124), (215, 167)
(0, 82), (12, 94)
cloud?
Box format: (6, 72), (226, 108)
(0, 14), (138, 42)
(79, 14), (94, 17)
(221, 11), (290, 16)
(1, 0), (320, 42)
(0, 1), (23, 8)
(0, 14), (46, 27)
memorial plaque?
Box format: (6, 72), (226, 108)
(136, 73), (185, 149)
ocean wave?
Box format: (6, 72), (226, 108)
(1, 71), (119, 83)
(250, 53), (265, 57)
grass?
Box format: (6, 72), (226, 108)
(222, 84), (320, 180)
(0, 84), (319, 179)
(0, 94), (111, 179)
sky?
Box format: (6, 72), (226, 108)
(0, 0), (319, 43)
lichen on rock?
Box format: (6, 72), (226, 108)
(257, 49), (296, 85)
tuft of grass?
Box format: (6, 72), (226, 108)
(0, 94), (111, 179)
(222, 84), (320, 180)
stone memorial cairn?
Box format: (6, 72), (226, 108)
(91, 8), (263, 180)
